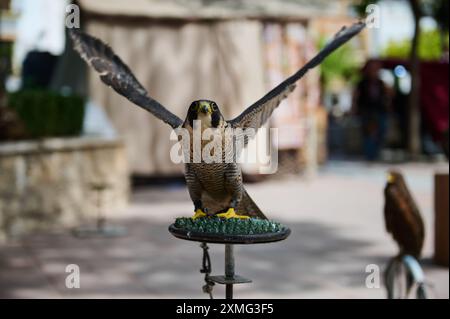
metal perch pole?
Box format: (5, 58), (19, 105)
(225, 245), (235, 299)
(169, 221), (291, 299)
(208, 244), (252, 299)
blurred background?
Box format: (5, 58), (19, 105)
(0, 0), (448, 298)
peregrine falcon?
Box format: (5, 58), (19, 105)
(384, 171), (425, 258)
(70, 22), (365, 220)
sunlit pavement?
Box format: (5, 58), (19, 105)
(1, 160), (448, 299)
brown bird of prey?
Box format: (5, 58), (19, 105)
(384, 171), (425, 258)
(70, 22), (365, 220)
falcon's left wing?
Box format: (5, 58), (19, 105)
(70, 30), (184, 129)
(229, 22), (365, 132)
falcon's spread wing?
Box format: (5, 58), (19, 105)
(229, 22), (365, 133)
(70, 30), (183, 129)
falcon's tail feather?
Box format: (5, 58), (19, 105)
(237, 189), (267, 220)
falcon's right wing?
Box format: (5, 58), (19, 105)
(229, 22), (366, 134)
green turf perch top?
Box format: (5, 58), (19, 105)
(175, 217), (287, 236)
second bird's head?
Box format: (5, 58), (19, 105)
(187, 100), (224, 128)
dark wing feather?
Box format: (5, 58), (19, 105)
(70, 30), (183, 129)
(384, 173), (425, 258)
(229, 22), (365, 134)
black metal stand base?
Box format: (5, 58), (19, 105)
(169, 222), (290, 299)
(208, 244), (252, 299)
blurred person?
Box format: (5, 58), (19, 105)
(12, 0), (70, 89)
(392, 72), (409, 149)
(352, 61), (391, 160)
(21, 51), (59, 89)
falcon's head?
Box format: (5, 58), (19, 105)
(387, 172), (396, 184)
(387, 171), (401, 185)
(187, 100), (224, 129)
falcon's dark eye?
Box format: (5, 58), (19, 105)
(211, 103), (217, 110)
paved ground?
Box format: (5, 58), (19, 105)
(0, 160), (448, 299)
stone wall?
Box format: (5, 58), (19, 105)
(0, 137), (129, 241)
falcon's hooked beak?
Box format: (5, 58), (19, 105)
(387, 173), (395, 184)
(199, 104), (212, 115)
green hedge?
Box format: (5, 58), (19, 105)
(7, 90), (85, 138)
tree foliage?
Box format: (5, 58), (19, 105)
(319, 37), (362, 90)
(383, 28), (449, 60)
(352, 0), (449, 60)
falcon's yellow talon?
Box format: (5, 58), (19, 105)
(192, 209), (207, 220)
(216, 208), (250, 219)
